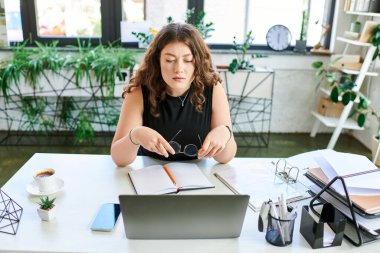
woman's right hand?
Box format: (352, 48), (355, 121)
(131, 126), (176, 158)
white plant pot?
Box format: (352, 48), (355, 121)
(37, 205), (56, 222)
(371, 135), (380, 166)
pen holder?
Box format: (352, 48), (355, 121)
(265, 208), (297, 247)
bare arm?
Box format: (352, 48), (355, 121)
(111, 87), (175, 167)
(198, 83), (237, 163)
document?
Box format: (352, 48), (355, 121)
(314, 150), (380, 196)
(307, 167), (380, 215)
(129, 162), (214, 195)
(214, 162), (310, 211)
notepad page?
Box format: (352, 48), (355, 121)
(164, 163), (213, 189)
(129, 165), (176, 194)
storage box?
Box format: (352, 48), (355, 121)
(331, 54), (362, 71)
(317, 98), (344, 118)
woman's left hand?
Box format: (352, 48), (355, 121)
(198, 125), (231, 158)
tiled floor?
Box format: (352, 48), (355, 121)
(0, 133), (371, 187)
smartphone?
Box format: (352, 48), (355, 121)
(90, 203), (121, 231)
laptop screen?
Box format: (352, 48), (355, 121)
(119, 194), (250, 239)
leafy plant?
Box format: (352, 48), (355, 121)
(312, 60), (370, 127)
(39, 196), (55, 210)
(228, 31), (266, 74)
(299, 10), (308, 41)
(369, 24), (380, 60)
(74, 111), (95, 144)
(184, 8), (215, 40)
(133, 8), (215, 46)
(131, 29), (158, 47)
(0, 39), (136, 144)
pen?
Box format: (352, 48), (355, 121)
(269, 201), (285, 245)
(164, 166), (177, 186)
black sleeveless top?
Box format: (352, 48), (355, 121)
(140, 84), (213, 161)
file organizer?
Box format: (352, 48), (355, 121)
(309, 175), (380, 246)
(300, 203), (346, 248)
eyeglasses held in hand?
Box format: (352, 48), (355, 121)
(274, 159), (299, 184)
(169, 130), (202, 157)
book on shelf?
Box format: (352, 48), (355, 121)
(214, 162), (310, 211)
(128, 162), (214, 195)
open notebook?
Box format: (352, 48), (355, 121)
(128, 162), (214, 195)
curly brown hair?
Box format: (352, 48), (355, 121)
(123, 22), (222, 117)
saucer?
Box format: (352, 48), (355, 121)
(27, 178), (64, 196)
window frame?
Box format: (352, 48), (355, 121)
(13, 0), (334, 51)
(17, 0), (122, 47)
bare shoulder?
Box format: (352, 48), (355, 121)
(123, 85), (143, 102)
(212, 82), (226, 96)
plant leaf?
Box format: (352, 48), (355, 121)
(342, 92), (351, 105)
(330, 86), (339, 103)
(311, 61), (323, 69)
(357, 113), (366, 127)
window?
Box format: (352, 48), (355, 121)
(204, 0), (334, 48)
(121, 0), (188, 31)
(35, 0), (101, 38)
(17, 0), (121, 46)
(5, 0), (334, 50)
(4, 0), (23, 42)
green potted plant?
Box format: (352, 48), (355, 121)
(0, 40), (136, 144)
(227, 31), (265, 74)
(294, 10), (308, 53)
(312, 59), (370, 127)
(132, 8), (215, 47)
(37, 196), (56, 221)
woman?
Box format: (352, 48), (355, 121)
(111, 23), (236, 166)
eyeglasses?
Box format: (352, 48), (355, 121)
(274, 159), (299, 184)
(169, 130), (202, 157)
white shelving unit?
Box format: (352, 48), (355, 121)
(310, 14), (378, 149)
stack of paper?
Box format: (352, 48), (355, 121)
(313, 149), (380, 196)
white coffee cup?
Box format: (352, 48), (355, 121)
(33, 168), (57, 193)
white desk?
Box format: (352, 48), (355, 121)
(0, 154), (374, 252)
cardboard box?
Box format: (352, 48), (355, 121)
(331, 54), (363, 70)
(317, 97), (344, 118)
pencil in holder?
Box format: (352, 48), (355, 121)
(265, 208), (297, 247)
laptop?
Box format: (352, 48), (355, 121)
(118, 194), (250, 239)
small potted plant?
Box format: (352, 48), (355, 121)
(294, 10), (308, 53)
(37, 196), (56, 222)
(227, 31), (265, 74)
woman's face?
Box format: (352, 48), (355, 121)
(160, 41), (195, 96)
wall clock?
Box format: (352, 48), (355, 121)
(266, 25), (292, 51)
